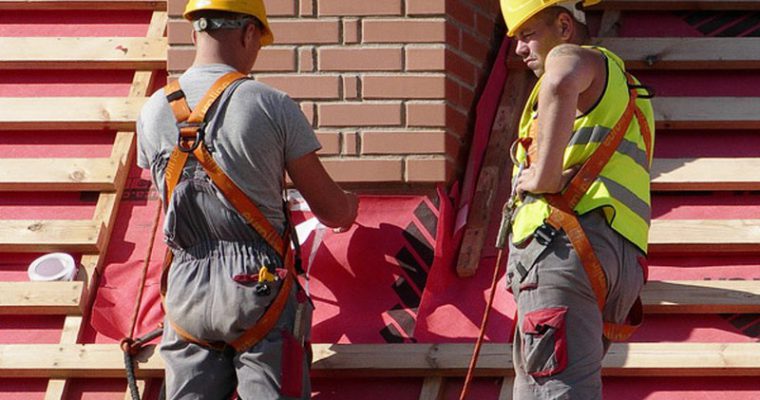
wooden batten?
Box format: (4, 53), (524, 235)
(653, 97), (760, 129)
(0, 0), (165, 10)
(0, 158), (118, 192)
(594, 38), (760, 70)
(0, 98), (146, 131)
(590, 0), (760, 10)
(0, 37), (167, 70)
(650, 219), (760, 253)
(652, 158), (760, 191)
(0, 220), (103, 253)
(642, 280), (760, 313)
(0, 282), (83, 315)
(2, 343), (760, 378)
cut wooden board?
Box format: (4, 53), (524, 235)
(591, 0), (760, 10)
(3, 343), (760, 378)
(0, 37), (166, 70)
(652, 158), (760, 191)
(643, 280), (760, 313)
(653, 97), (760, 129)
(593, 37), (760, 70)
(0, 97), (146, 130)
(650, 219), (760, 253)
(0, 220), (103, 253)
(0, 282), (83, 315)
(0, 0), (165, 10)
(0, 158), (118, 191)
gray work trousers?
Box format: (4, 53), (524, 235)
(507, 210), (646, 400)
(160, 170), (312, 400)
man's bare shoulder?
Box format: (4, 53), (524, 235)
(547, 44), (601, 64)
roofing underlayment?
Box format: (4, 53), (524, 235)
(2, 2), (760, 399)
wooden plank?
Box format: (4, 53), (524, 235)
(0, 220), (103, 253)
(0, 282), (83, 315)
(643, 280), (760, 313)
(591, 0), (760, 10)
(0, 158), (117, 191)
(0, 37), (166, 70)
(0, 0), (165, 10)
(650, 219), (760, 253)
(652, 158), (760, 191)
(456, 66), (533, 277)
(0, 97), (146, 131)
(508, 38), (760, 70)
(593, 38), (760, 70)
(4, 343), (760, 378)
(653, 97), (760, 130)
(498, 377), (513, 400)
(418, 376), (444, 400)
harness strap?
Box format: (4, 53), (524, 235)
(160, 71), (299, 353)
(526, 72), (650, 341)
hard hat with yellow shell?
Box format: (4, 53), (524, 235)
(501, 0), (601, 37)
(183, 0), (274, 46)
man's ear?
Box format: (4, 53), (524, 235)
(557, 13), (574, 40)
(242, 22), (256, 46)
(191, 30), (198, 45)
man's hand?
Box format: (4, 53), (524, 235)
(516, 165), (580, 201)
(333, 191), (358, 233)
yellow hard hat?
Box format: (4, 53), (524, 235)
(501, 0), (601, 37)
(184, 0), (274, 46)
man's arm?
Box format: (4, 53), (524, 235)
(516, 44), (603, 199)
(287, 151), (358, 230)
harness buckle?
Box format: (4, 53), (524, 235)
(177, 122), (206, 153)
(534, 223), (558, 246)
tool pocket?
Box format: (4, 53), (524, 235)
(521, 307), (568, 378)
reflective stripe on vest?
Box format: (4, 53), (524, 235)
(511, 46), (655, 253)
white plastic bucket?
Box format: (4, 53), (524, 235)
(27, 253), (77, 282)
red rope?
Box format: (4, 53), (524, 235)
(458, 248), (505, 400)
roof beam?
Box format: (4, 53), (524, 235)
(652, 158), (760, 191)
(642, 280), (760, 313)
(650, 219), (760, 253)
(0, 97), (146, 131)
(0, 220), (103, 253)
(0, 282), (83, 315)
(0, 158), (118, 191)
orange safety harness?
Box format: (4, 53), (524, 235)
(161, 71), (300, 352)
(522, 72), (653, 341)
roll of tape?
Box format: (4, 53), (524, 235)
(28, 253), (77, 281)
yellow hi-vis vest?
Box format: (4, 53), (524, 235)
(511, 46), (655, 253)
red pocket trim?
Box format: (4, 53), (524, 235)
(522, 307), (568, 378)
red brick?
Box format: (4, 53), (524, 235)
(446, 49), (477, 85)
(343, 18), (360, 44)
(316, 130), (340, 155)
(476, 12), (498, 39)
(255, 74), (340, 99)
(406, 102), (445, 127)
(167, 47), (194, 73)
(446, 0), (476, 29)
(462, 30), (490, 61)
(445, 22), (461, 48)
(342, 75), (359, 100)
(342, 131), (359, 155)
(322, 158), (403, 182)
(446, 107), (469, 138)
(299, 0), (314, 16)
(266, 0), (297, 16)
(318, 0), (402, 16)
(318, 102), (402, 127)
(363, 19), (446, 43)
(300, 101), (315, 125)
(361, 130), (446, 154)
(405, 46), (445, 71)
(167, 0), (185, 17)
(405, 156), (449, 182)
(299, 47), (314, 72)
(406, 0), (445, 15)
(270, 20), (340, 44)
(318, 47), (402, 71)
(168, 19), (192, 45)
(252, 47), (297, 72)
(363, 74), (445, 99)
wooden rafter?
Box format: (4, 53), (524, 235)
(0, 37), (167, 70)
(0, 97), (147, 131)
(650, 219), (760, 253)
(642, 280), (760, 313)
(0, 158), (118, 191)
(652, 158), (760, 191)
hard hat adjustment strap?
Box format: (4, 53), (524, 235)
(192, 17), (252, 32)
